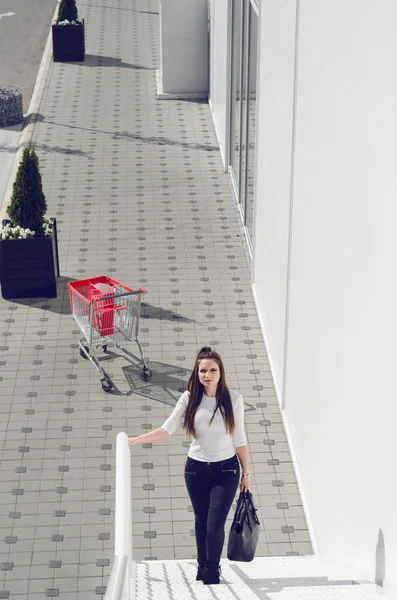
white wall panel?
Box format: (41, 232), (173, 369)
(253, 0), (297, 398)
(160, 0), (209, 94)
(298, 2), (397, 181)
(284, 0), (397, 593)
(209, 0), (229, 167)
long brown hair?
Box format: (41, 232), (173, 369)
(183, 346), (235, 438)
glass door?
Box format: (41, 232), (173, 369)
(229, 0), (244, 196)
(239, 0), (249, 217)
(245, 3), (258, 243)
(229, 0), (258, 248)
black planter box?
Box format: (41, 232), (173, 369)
(0, 220), (60, 300)
(52, 21), (85, 62)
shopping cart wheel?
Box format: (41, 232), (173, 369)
(101, 377), (113, 393)
(102, 344), (108, 353)
(140, 369), (152, 382)
(80, 345), (89, 359)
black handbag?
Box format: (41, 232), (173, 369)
(227, 490), (260, 562)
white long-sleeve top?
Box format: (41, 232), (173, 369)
(161, 390), (247, 462)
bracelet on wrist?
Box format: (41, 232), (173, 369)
(241, 473), (250, 478)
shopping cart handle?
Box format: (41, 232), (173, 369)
(94, 288), (146, 301)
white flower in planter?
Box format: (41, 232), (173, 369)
(56, 18), (83, 25)
(0, 216), (52, 240)
(42, 216), (53, 237)
(0, 224), (34, 240)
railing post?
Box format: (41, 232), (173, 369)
(115, 432), (133, 600)
(128, 444), (134, 600)
(126, 435), (133, 599)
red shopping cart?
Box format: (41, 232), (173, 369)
(68, 275), (152, 392)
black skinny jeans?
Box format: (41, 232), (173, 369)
(184, 454), (240, 565)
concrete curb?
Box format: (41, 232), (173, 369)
(0, 3), (58, 222)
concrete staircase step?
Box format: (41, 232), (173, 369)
(135, 555), (388, 599)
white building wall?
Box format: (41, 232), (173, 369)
(209, 0), (229, 167)
(253, 0), (297, 399)
(285, 0), (397, 593)
(253, 0), (397, 594)
(210, 1), (397, 591)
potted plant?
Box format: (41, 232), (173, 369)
(52, 0), (85, 62)
(0, 146), (59, 300)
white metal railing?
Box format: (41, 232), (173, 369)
(104, 432), (134, 600)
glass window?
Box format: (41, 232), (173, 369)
(230, 0), (243, 194)
(245, 4), (258, 242)
(229, 0), (258, 249)
(239, 0), (249, 216)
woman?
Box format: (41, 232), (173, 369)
(128, 346), (250, 585)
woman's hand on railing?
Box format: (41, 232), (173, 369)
(128, 428), (169, 445)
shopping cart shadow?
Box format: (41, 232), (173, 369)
(141, 303), (195, 323)
(97, 355), (189, 401)
(105, 357), (261, 412)
(116, 360), (190, 403)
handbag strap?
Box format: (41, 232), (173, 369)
(237, 492), (252, 533)
(245, 491), (261, 525)
(234, 493), (247, 526)
(233, 492), (249, 524)
(233, 491), (260, 530)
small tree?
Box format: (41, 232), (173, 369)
(8, 146), (47, 237)
(57, 0), (79, 23)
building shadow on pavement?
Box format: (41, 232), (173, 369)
(112, 130), (218, 151)
(84, 54), (156, 70)
(87, 4), (158, 14)
(5, 275), (74, 315)
(37, 142), (93, 157)
(25, 117), (216, 152)
(139, 562), (358, 599)
(227, 566), (356, 599)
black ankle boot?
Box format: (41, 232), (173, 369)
(203, 563), (221, 585)
(196, 561), (205, 581)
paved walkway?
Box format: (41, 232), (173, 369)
(0, 0), (311, 597)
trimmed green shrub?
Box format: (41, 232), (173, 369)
(57, 0), (79, 23)
(8, 146), (47, 237)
